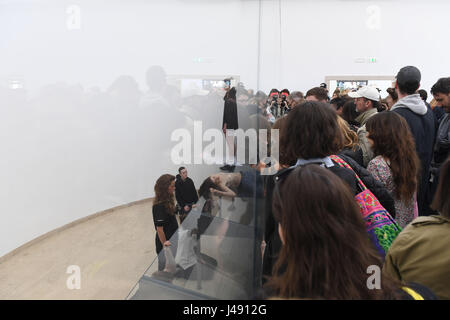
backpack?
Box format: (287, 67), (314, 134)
(330, 155), (402, 258)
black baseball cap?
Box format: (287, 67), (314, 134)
(396, 66), (421, 86)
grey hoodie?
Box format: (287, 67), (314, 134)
(390, 94), (427, 115)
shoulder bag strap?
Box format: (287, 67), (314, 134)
(330, 155), (368, 191)
(402, 287), (424, 300)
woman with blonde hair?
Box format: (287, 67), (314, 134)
(336, 116), (363, 167)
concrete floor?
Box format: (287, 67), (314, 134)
(0, 200), (157, 300)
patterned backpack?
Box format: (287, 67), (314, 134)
(330, 155), (402, 258)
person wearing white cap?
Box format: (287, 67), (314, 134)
(348, 86), (381, 167)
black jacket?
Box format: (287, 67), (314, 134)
(222, 99), (239, 130)
(433, 106), (446, 125)
(393, 106), (436, 167)
(393, 104), (436, 215)
(338, 154), (396, 218)
(262, 161), (357, 282)
(432, 113), (450, 170)
(175, 175), (198, 208)
(340, 146), (364, 168)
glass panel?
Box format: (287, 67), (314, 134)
(128, 193), (265, 300)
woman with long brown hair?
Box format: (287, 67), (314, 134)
(366, 112), (420, 228)
(266, 164), (405, 299)
(336, 116), (396, 216)
(153, 174), (179, 271)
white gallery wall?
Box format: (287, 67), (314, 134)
(0, 0), (449, 257)
(274, 0), (450, 93)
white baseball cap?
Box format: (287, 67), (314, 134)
(348, 86), (380, 101)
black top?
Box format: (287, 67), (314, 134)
(175, 175), (198, 207)
(393, 106), (436, 214)
(340, 146), (364, 168)
(433, 106), (446, 124)
(152, 203), (178, 243)
(393, 107), (436, 165)
(222, 99), (239, 130)
(432, 113), (449, 169)
(338, 153), (396, 218)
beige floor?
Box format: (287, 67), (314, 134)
(0, 200), (157, 300)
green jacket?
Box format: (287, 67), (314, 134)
(383, 215), (450, 300)
(356, 108), (377, 167)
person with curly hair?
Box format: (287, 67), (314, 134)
(366, 112), (420, 228)
(153, 174), (179, 271)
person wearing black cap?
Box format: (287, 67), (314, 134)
(391, 66), (436, 216)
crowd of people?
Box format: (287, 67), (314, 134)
(152, 65), (449, 300)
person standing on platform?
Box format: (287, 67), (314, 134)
(221, 87), (239, 172)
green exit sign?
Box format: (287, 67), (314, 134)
(354, 57), (379, 64)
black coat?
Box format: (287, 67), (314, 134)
(433, 106), (446, 125)
(222, 99), (239, 130)
(338, 154), (396, 218)
(393, 107), (436, 215)
(340, 146), (364, 168)
(432, 113), (450, 169)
